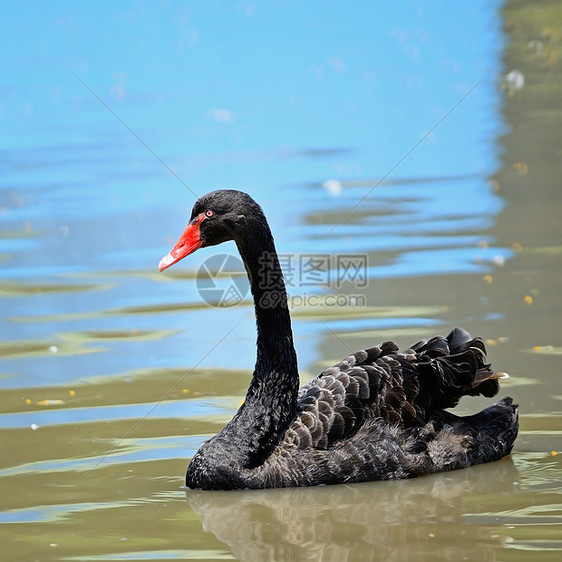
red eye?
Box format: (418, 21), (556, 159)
(205, 210), (214, 218)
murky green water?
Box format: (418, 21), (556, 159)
(1, 1), (561, 560)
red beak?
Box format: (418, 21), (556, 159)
(158, 214), (205, 272)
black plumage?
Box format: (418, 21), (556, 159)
(159, 189), (518, 490)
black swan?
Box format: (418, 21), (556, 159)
(158, 189), (518, 490)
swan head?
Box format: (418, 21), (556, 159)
(158, 190), (263, 271)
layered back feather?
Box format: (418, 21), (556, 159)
(283, 328), (502, 453)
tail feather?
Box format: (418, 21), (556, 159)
(446, 327), (472, 352)
(415, 328), (503, 410)
(434, 397), (519, 464)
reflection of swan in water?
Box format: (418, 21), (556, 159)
(187, 459), (519, 562)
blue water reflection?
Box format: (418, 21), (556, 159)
(1, 2), (505, 418)
(0, 398), (230, 429)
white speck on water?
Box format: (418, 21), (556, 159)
(505, 69), (524, 90)
(322, 179), (343, 196)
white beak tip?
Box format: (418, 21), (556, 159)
(158, 253), (175, 272)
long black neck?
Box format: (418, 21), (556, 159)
(239, 230), (297, 378)
(218, 214), (299, 468)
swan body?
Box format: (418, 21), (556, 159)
(159, 190), (518, 490)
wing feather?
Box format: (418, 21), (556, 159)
(283, 328), (501, 451)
